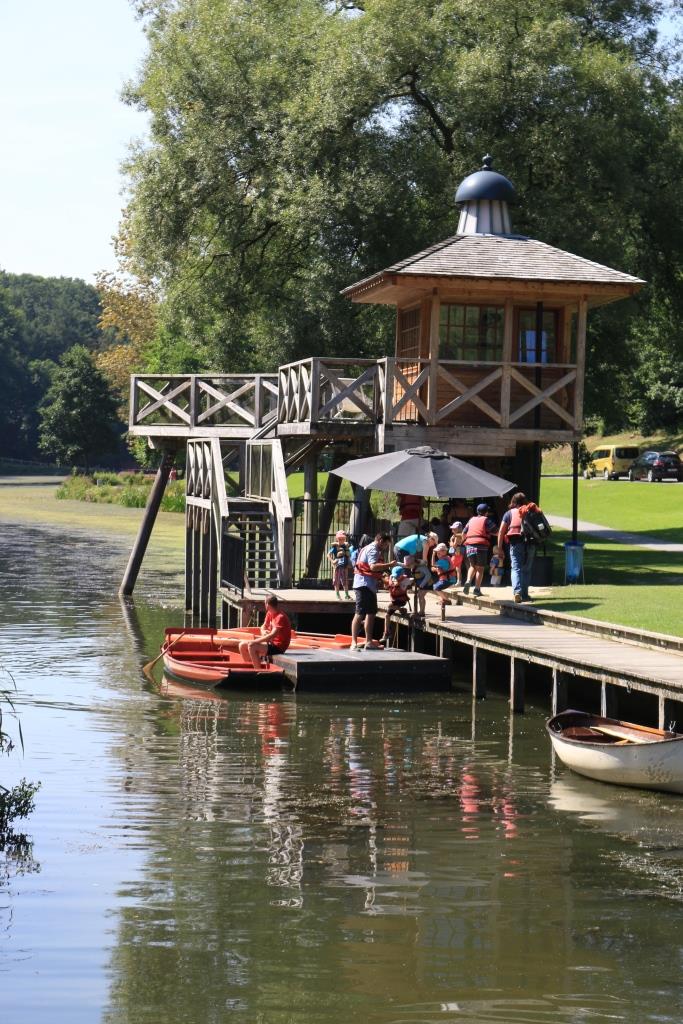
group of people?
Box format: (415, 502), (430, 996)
(241, 491), (542, 663)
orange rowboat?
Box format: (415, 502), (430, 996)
(160, 627), (354, 689)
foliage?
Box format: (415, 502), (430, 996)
(38, 346), (122, 472)
(0, 667), (40, 838)
(56, 472), (186, 512)
(94, 271), (160, 401)
(119, 0), (683, 428)
(0, 273), (121, 460)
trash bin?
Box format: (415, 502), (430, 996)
(564, 541), (585, 584)
(531, 553), (554, 587)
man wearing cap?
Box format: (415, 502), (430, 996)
(351, 532), (396, 650)
(461, 504), (498, 596)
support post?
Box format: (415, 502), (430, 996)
(572, 442), (579, 544)
(510, 657), (526, 713)
(303, 452), (318, 542)
(473, 646), (487, 699)
(659, 696), (677, 731)
(304, 464), (342, 579)
(552, 667), (570, 715)
(601, 681), (619, 719)
(119, 449), (176, 596)
(349, 483), (371, 541)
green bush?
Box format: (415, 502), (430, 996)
(0, 779), (40, 833)
(55, 470), (185, 512)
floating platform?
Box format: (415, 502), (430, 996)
(272, 647), (451, 692)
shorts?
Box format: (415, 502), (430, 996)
(466, 545), (489, 567)
(266, 643), (286, 657)
(433, 580), (455, 591)
(355, 587), (378, 616)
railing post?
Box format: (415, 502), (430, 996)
(309, 358), (320, 426)
(254, 375), (263, 427)
(382, 357), (394, 425)
(189, 375), (198, 429)
(129, 376), (139, 427)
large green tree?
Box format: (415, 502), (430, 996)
(38, 346), (121, 471)
(121, 0), (683, 427)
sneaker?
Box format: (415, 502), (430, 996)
(336, 591), (342, 600)
(514, 593), (522, 604)
(344, 592), (352, 600)
(462, 582), (471, 595)
(350, 642), (361, 651)
(363, 642), (384, 651)
(473, 588), (482, 597)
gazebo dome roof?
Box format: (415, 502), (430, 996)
(455, 155), (516, 204)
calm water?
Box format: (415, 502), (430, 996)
(1, 521), (682, 1023)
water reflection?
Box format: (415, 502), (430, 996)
(2, 518), (683, 1022)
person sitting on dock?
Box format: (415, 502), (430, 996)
(432, 543), (459, 606)
(351, 532), (396, 651)
(239, 594), (292, 669)
(380, 565), (413, 646)
(461, 504), (498, 597)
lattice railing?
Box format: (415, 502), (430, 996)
(130, 374), (278, 435)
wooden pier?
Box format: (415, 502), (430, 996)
(218, 584), (683, 722)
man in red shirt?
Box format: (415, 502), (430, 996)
(239, 594), (292, 670)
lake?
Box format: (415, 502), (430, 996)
(1, 505), (682, 1023)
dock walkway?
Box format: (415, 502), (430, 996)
(220, 584), (683, 718)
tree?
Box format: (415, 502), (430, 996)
(38, 346), (121, 471)
(120, 0), (683, 425)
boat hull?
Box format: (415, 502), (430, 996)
(162, 650), (285, 689)
(547, 711), (683, 794)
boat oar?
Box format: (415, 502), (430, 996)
(142, 630), (187, 682)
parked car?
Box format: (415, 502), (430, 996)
(627, 451), (683, 482)
(584, 445), (641, 480)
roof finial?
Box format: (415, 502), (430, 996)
(482, 154), (494, 170)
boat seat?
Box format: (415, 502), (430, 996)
(563, 726), (622, 743)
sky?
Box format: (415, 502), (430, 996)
(0, 0), (148, 284)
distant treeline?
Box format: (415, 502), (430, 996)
(0, 272), (121, 462)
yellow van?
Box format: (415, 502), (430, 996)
(584, 445), (640, 480)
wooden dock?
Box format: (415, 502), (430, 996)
(272, 646), (451, 692)
(219, 584), (683, 722)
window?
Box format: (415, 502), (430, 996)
(398, 308), (421, 359)
(518, 310), (557, 363)
(439, 304), (504, 361)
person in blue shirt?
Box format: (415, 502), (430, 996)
(394, 531), (438, 568)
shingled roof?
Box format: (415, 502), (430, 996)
(342, 233), (644, 299)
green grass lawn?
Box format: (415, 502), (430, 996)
(540, 477), (683, 545)
(542, 426), (683, 474)
(534, 527), (683, 636)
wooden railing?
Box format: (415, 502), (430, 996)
(245, 439), (294, 586)
(129, 373), (278, 436)
(277, 357), (579, 433)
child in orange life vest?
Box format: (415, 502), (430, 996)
(448, 520), (465, 586)
(380, 565), (412, 646)
(327, 530), (352, 600)
(432, 543), (459, 607)
(411, 559), (434, 616)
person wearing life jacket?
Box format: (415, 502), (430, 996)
(461, 503), (498, 596)
(380, 565), (413, 646)
(497, 491), (535, 603)
(432, 542), (459, 607)
(397, 493), (424, 538)
(351, 532), (396, 651)
(327, 530), (352, 600)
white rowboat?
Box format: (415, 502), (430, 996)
(546, 710), (683, 794)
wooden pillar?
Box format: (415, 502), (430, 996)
(303, 451), (318, 538)
(349, 483), (371, 541)
(500, 298), (513, 428)
(199, 510), (211, 627)
(510, 657), (526, 713)
(207, 520), (218, 629)
(119, 448), (176, 596)
(191, 514), (201, 626)
(427, 290), (440, 425)
(658, 696), (677, 731)
(472, 646), (487, 698)
(601, 681), (619, 719)
(574, 298), (588, 429)
(552, 667), (570, 715)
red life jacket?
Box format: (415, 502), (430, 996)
(507, 507), (523, 537)
(399, 494), (422, 520)
(388, 581), (410, 605)
(465, 515), (492, 547)
(354, 544), (378, 577)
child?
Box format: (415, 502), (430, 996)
(432, 542), (459, 607)
(328, 530), (352, 599)
(412, 559), (434, 617)
(448, 520), (465, 586)
(380, 565), (412, 646)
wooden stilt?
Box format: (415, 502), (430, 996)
(304, 468), (342, 579)
(659, 696), (677, 731)
(510, 657), (526, 713)
(473, 646), (487, 698)
(552, 667), (570, 715)
(601, 682), (619, 719)
(119, 449), (176, 596)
